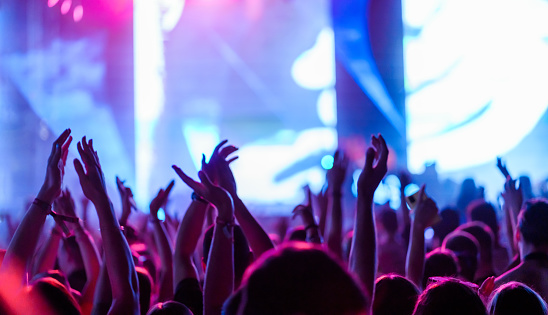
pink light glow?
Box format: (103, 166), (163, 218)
(73, 5), (83, 22)
(48, 0), (60, 7)
(60, 0), (72, 15)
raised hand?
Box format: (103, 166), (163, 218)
(478, 276), (495, 305)
(202, 140), (239, 196)
(413, 185), (440, 229)
(74, 136), (108, 204)
(327, 150), (348, 192)
(116, 176), (137, 226)
(38, 128), (72, 204)
(54, 189), (77, 218)
(502, 176), (523, 216)
(496, 157), (511, 179)
(150, 180), (175, 220)
(357, 134), (389, 199)
(292, 186), (316, 228)
(172, 166), (233, 220)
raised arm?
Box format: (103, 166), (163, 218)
(74, 137), (139, 314)
(405, 185), (439, 289)
(0, 129), (71, 287)
(501, 177), (522, 256)
(149, 181), (175, 302)
(349, 134), (388, 303)
(116, 176), (136, 227)
(397, 171), (412, 245)
(31, 224), (64, 276)
(325, 150), (348, 259)
(56, 189), (101, 315)
(207, 141), (274, 258)
(173, 166), (234, 315)
(292, 187), (322, 244)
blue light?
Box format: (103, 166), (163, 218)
(321, 155), (334, 170)
(157, 209), (166, 221)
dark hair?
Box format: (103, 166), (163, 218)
(379, 209), (398, 235)
(518, 199), (548, 246)
(423, 248), (459, 289)
(413, 278), (486, 315)
(488, 282), (547, 315)
(459, 221), (494, 263)
(137, 267), (153, 315)
(285, 226), (307, 242)
(433, 207), (460, 242)
(468, 201), (499, 236)
(442, 231), (479, 282)
(28, 277), (81, 315)
(203, 224), (250, 284)
(147, 301), (193, 315)
(373, 274), (419, 315)
(236, 242), (367, 315)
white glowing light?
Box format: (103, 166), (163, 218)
(317, 88), (337, 127)
(291, 27), (335, 90)
(404, 0), (548, 173)
(182, 123), (220, 171)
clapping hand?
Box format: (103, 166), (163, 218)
(74, 137), (108, 204)
(38, 129), (72, 204)
(201, 140), (239, 196)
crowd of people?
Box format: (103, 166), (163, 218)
(0, 128), (547, 315)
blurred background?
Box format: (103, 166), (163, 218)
(1, 0), (548, 244)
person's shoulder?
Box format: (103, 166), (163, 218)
(494, 264), (524, 287)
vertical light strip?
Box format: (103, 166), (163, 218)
(134, 0), (164, 208)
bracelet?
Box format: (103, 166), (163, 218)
(33, 198), (52, 212)
(34, 198), (79, 236)
(192, 192), (208, 204)
(216, 217), (235, 239)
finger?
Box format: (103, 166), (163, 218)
(333, 150), (340, 163)
(304, 185), (312, 205)
(53, 128), (71, 150)
(364, 147), (375, 172)
(172, 165), (200, 191)
(220, 145), (238, 159)
(81, 136), (88, 153)
(377, 134), (389, 164)
(77, 141), (92, 171)
(116, 176), (124, 191)
(201, 154), (207, 170)
(198, 170), (215, 189)
(417, 184), (426, 205)
(51, 142), (62, 165)
(164, 180), (175, 198)
(74, 158), (86, 179)
(227, 156), (239, 164)
(61, 136), (73, 164)
(212, 140), (229, 158)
